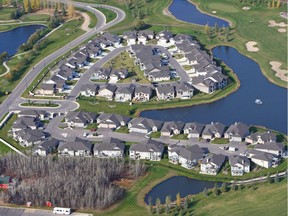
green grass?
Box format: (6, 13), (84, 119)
(20, 102), (59, 107)
(20, 14), (51, 22)
(104, 51), (150, 84)
(96, 7), (117, 23)
(78, 8), (98, 28)
(182, 65), (193, 70)
(115, 126), (130, 134)
(211, 138), (229, 144)
(0, 7), (16, 20)
(171, 134), (189, 140)
(149, 131), (161, 138)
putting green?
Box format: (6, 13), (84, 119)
(208, 3), (240, 13)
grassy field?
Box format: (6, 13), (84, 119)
(0, 7), (16, 20)
(77, 8), (98, 28)
(96, 7), (117, 23)
(104, 51), (150, 84)
(20, 14), (51, 22)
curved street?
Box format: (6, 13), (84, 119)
(0, 1), (126, 120)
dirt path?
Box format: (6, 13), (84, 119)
(269, 61), (288, 82)
(79, 12), (91, 32)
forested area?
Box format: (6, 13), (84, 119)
(0, 154), (146, 209)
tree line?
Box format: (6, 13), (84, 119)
(0, 154), (146, 209)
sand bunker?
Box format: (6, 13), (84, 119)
(245, 41), (259, 52)
(270, 61), (288, 82)
(212, 11), (217, 14)
(242, 6), (250, 10)
(278, 28), (287, 32)
(268, 20), (288, 27)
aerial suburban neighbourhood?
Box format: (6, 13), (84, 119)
(0, 0), (286, 215)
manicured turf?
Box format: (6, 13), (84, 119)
(96, 7), (117, 23)
(20, 14), (51, 22)
(0, 7), (16, 20)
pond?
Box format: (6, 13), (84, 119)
(0, 25), (46, 56)
(141, 46), (287, 134)
(145, 176), (221, 204)
(169, 0), (229, 27)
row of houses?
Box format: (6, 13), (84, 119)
(80, 82), (194, 102)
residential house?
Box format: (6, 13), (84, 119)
(93, 138), (125, 158)
(200, 154), (227, 175)
(129, 139), (164, 161)
(128, 117), (163, 134)
(161, 121), (185, 137)
(123, 31), (137, 45)
(229, 155), (251, 176)
(110, 68), (128, 82)
(156, 30), (174, 46)
(49, 75), (68, 93)
(11, 116), (40, 134)
(248, 150), (277, 168)
(156, 84), (175, 100)
(33, 138), (61, 156)
(191, 76), (217, 94)
(245, 131), (277, 144)
(183, 122), (205, 138)
(86, 41), (102, 58)
(137, 30), (154, 44)
(80, 84), (99, 97)
(37, 83), (55, 95)
(101, 32), (122, 46)
(58, 138), (93, 157)
(97, 113), (130, 130)
(67, 52), (87, 68)
(168, 145), (205, 169)
(254, 142), (285, 157)
(18, 110), (47, 120)
(14, 129), (47, 147)
(148, 70), (171, 82)
(98, 84), (117, 100)
(133, 86), (153, 102)
(65, 111), (97, 128)
(57, 65), (78, 81)
(114, 85), (135, 102)
(175, 82), (194, 99)
(202, 122), (226, 140)
(224, 122), (250, 142)
(90, 68), (112, 80)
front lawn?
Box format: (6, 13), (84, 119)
(211, 138), (229, 144)
(115, 126), (130, 134)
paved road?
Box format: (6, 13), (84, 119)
(0, 1), (126, 120)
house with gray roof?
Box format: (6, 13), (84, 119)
(248, 150), (277, 168)
(148, 70), (171, 82)
(49, 75), (68, 93)
(93, 138), (125, 158)
(65, 111), (97, 128)
(168, 145), (205, 169)
(156, 84), (175, 100)
(110, 68), (128, 82)
(129, 139), (164, 161)
(18, 110), (47, 120)
(183, 122), (205, 138)
(101, 32), (121, 46)
(123, 30), (137, 45)
(98, 84), (117, 100)
(57, 65), (78, 81)
(200, 154), (227, 175)
(175, 82), (194, 99)
(128, 117), (163, 134)
(58, 138), (93, 157)
(133, 86), (152, 102)
(86, 41), (102, 58)
(161, 121), (185, 137)
(80, 84), (99, 97)
(91, 67), (112, 80)
(97, 113), (131, 130)
(137, 30), (154, 44)
(12, 117), (40, 134)
(191, 75), (218, 94)
(224, 122), (250, 142)
(37, 83), (55, 95)
(14, 129), (47, 147)
(229, 155), (251, 176)
(115, 85), (135, 102)
(245, 131), (277, 144)
(33, 138), (61, 156)
(254, 142), (285, 157)
(202, 122), (226, 140)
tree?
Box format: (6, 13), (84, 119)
(165, 195), (171, 215)
(67, 3), (75, 18)
(267, 172), (273, 183)
(276, 0), (281, 7)
(134, 20), (146, 30)
(183, 196), (188, 211)
(213, 184), (219, 197)
(23, 0), (29, 12)
(214, 22), (219, 34)
(148, 196), (153, 214)
(205, 24), (210, 36)
(272, 0), (275, 8)
(202, 187), (208, 197)
(231, 183), (238, 191)
(176, 193), (181, 209)
(155, 198), (161, 214)
(221, 182), (228, 193)
(267, 1), (271, 8)
(61, 3), (67, 16)
(274, 171), (279, 183)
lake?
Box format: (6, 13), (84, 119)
(141, 46), (287, 133)
(0, 25), (46, 56)
(169, 0), (229, 27)
(145, 176), (221, 204)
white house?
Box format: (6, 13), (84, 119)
(133, 86), (152, 102)
(114, 85), (135, 102)
(200, 154), (227, 175)
(129, 139), (164, 161)
(128, 117), (163, 134)
(58, 138), (93, 157)
(93, 138), (125, 158)
(98, 84), (117, 100)
(33, 138), (60, 156)
(229, 155), (250, 176)
(245, 131), (277, 144)
(97, 113), (130, 130)
(224, 122), (250, 142)
(254, 142), (285, 157)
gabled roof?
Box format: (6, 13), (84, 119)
(97, 113), (131, 125)
(170, 145), (205, 161)
(34, 138), (61, 151)
(15, 128), (46, 142)
(255, 142), (285, 152)
(202, 122), (226, 136)
(202, 154), (227, 167)
(184, 122), (205, 134)
(115, 85), (135, 95)
(250, 151), (275, 162)
(41, 83), (55, 90)
(99, 84), (117, 93)
(58, 138), (92, 151)
(80, 84), (99, 92)
(156, 84), (175, 94)
(66, 111), (97, 124)
(94, 138), (125, 152)
(129, 117), (163, 131)
(134, 86), (152, 94)
(229, 155), (250, 166)
(130, 139), (164, 153)
(161, 121), (185, 133)
(175, 82), (194, 92)
(225, 122), (249, 138)
(19, 110), (46, 117)
(13, 116), (38, 130)
(247, 131), (277, 142)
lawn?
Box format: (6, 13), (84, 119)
(20, 14), (51, 22)
(0, 7), (16, 20)
(77, 8), (98, 28)
(96, 7), (117, 23)
(115, 126), (130, 134)
(104, 51), (150, 84)
(171, 134), (188, 140)
(211, 138), (229, 144)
